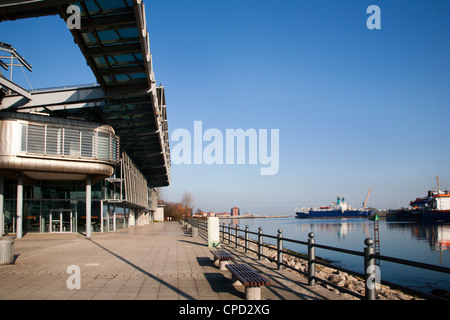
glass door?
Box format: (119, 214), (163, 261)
(49, 210), (74, 232)
(50, 210), (61, 232)
(61, 210), (71, 232)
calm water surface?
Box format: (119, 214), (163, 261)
(221, 217), (450, 294)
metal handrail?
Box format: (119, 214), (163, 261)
(185, 218), (449, 300)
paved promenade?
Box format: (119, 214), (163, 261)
(0, 221), (344, 300)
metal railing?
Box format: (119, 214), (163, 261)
(183, 218), (208, 239)
(185, 218), (450, 300)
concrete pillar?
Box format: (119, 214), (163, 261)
(207, 217), (220, 247)
(86, 175), (91, 237)
(0, 175), (4, 236)
(245, 287), (261, 300)
(219, 260), (230, 271)
(16, 172), (23, 239)
(191, 226), (198, 238)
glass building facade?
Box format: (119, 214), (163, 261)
(0, 113), (156, 237)
(2, 177), (140, 234)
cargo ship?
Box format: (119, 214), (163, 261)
(295, 196), (372, 219)
(388, 177), (450, 221)
(409, 177), (450, 221)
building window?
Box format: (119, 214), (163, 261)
(46, 127), (63, 155)
(81, 131), (94, 158)
(64, 128), (81, 157)
(20, 124), (27, 152)
(20, 122), (119, 163)
(27, 124), (45, 154)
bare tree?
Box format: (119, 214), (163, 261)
(181, 191), (194, 209)
(155, 188), (162, 198)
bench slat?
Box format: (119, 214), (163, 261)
(226, 264), (271, 286)
(211, 249), (234, 261)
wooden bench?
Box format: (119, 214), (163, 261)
(226, 264), (271, 300)
(210, 249), (235, 270)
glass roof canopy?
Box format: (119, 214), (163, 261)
(0, 0), (170, 187)
(69, 0), (153, 96)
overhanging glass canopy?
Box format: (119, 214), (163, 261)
(0, 0), (170, 187)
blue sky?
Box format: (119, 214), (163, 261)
(1, 1), (449, 214)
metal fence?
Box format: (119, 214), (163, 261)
(185, 218), (450, 300)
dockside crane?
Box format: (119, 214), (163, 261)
(363, 188), (372, 208)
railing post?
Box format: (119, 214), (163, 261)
(244, 225), (249, 253)
(228, 224), (231, 243)
(220, 223), (224, 241)
(277, 229), (283, 270)
(258, 227), (263, 260)
(308, 232), (316, 286)
(235, 224), (239, 248)
(364, 238), (377, 300)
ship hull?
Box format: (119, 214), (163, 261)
(422, 210), (450, 221)
(295, 209), (370, 219)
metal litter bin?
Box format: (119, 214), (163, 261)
(0, 236), (15, 265)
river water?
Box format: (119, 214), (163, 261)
(220, 216), (450, 295)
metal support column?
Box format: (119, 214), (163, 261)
(0, 175), (4, 236)
(86, 175), (91, 237)
(113, 207), (116, 232)
(258, 227), (263, 260)
(277, 229), (283, 270)
(100, 200), (104, 233)
(364, 238), (377, 300)
(308, 232), (315, 286)
(244, 225), (249, 253)
(16, 172), (23, 239)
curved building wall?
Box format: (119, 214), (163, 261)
(0, 112), (119, 180)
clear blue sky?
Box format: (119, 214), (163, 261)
(1, 1), (449, 214)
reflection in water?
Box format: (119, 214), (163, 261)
(386, 222), (450, 251)
(292, 220), (363, 240)
(435, 225), (450, 251)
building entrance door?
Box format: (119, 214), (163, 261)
(49, 209), (75, 233)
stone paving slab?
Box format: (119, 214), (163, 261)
(0, 221), (345, 301)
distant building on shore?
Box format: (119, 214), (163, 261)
(231, 207), (240, 216)
(192, 210), (231, 218)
